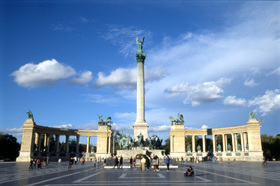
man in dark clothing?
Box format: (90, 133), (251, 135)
(145, 156), (150, 170)
(113, 156), (119, 169)
(129, 156), (133, 168)
(184, 166), (194, 176)
(119, 155), (123, 169)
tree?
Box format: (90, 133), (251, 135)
(261, 134), (280, 161)
(162, 137), (170, 155)
(0, 133), (21, 160)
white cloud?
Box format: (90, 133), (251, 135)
(53, 124), (74, 129)
(149, 125), (171, 132)
(201, 125), (209, 129)
(249, 89), (280, 116)
(11, 59), (76, 88)
(223, 96), (247, 107)
(0, 128), (23, 138)
(93, 67), (165, 89)
(244, 79), (258, 87)
(68, 71), (93, 86)
(266, 67), (280, 76)
(165, 78), (232, 106)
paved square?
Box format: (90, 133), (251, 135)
(0, 161), (279, 186)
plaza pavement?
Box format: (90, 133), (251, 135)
(0, 160), (279, 186)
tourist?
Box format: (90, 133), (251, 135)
(119, 155), (123, 169)
(74, 156), (77, 165)
(132, 157), (136, 168)
(37, 158), (42, 169)
(58, 158), (62, 166)
(196, 157), (199, 164)
(184, 166), (194, 176)
(97, 157), (101, 168)
(152, 156), (157, 171)
(46, 157), (49, 166)
(81, 157), (85, 165)
(145, 156), (150, 171)
(93, 157), (97, 167)
(185, 156), (188, 163)
(68, 159), (72, 171)
(140, 155), (146, 171)
(181, 156), (184, 163)
(113, 156), (119, 169)
(129, 156), (133, 168)
(29, 159), (33, 169)
(166, 156), (170, 172)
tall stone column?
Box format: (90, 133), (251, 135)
(76, 135), (80, 154)
(232, 133), (236, 152)
(55, 134), (60, 153)
(108, 136), (111, 154)
(212, 135), (216, 153)
(225, 134), (228, 151)
(37, 133), (42, 152)
(192, 135), (196, 152)
(46, 134), (50, 153)
(202, 135), (206, 152)
(66, 135), (69, 153)
(133, 38), (149, 142)
(244, 132), (248, 151)
(240, 133), (244, 151)
(86, 136), (90, 153)
(222, 134), (226, 152)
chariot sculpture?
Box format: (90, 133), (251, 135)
(169, 113), (184, 124)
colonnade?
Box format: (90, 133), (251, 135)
(170, 117), (263, 161)
(17, 118), (112, 162)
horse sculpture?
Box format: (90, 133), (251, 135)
(169, 113), (184, 124)
(97, 115), (113, 125)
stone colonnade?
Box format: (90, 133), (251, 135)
(170, 118), (263, 161)
(17, 118), (112, 162)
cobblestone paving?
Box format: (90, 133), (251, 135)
(0, 161), (279, 186)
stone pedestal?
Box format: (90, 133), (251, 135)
(17, 118), (36, 162)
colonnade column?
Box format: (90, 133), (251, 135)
(240, 133), (244, 151)
(212, 135), (216, 153)
(170, 136), (174, 152)
(202, 135), (206, 152)
(222, 134), (225, 152)
(66, 135), (69, 153)
(55, 134), (60, 153)
(43, 134), (47, 152)
(235, 134), (238, 151)
(76, 135), (80, 154)
(232, 133), (236, 152)
(108, 136), (111, 154)
(225, 134), (228, 151)
(37, 133), (42, 152)
(192, 135), (196, 152)
(244, 133), (248, 151)
(46, 134), (50, 153)
(86, 136), (90, 153)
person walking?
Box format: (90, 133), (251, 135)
(119, 155), (123, 169)
(130, 156), (133, 168)
(141, 155), (146, 171)
(37, 158), (42, 169)
(166, 156), (170, 172)
(152, 156), (157, 171)
(132, 157), (136, 168)
(97, 157), (101, 168)
(145, 156), (150, 171)
(93, 157), (97, 167)
(29, 159), (33, 169)
(81, 157), (85, 165)
(113, 156), (119, 169)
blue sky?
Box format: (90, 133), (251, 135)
(1, 1), (279, 145)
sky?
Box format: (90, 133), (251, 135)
(1, 0), (279, 145)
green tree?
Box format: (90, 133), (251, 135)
(261, 134), (280, 161)
(162, 137), (170, 155)
(0, 133), (21, 160)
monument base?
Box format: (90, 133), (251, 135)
(117, 148), (165, 159)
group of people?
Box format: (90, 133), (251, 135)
(29, 157), (49, 169)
